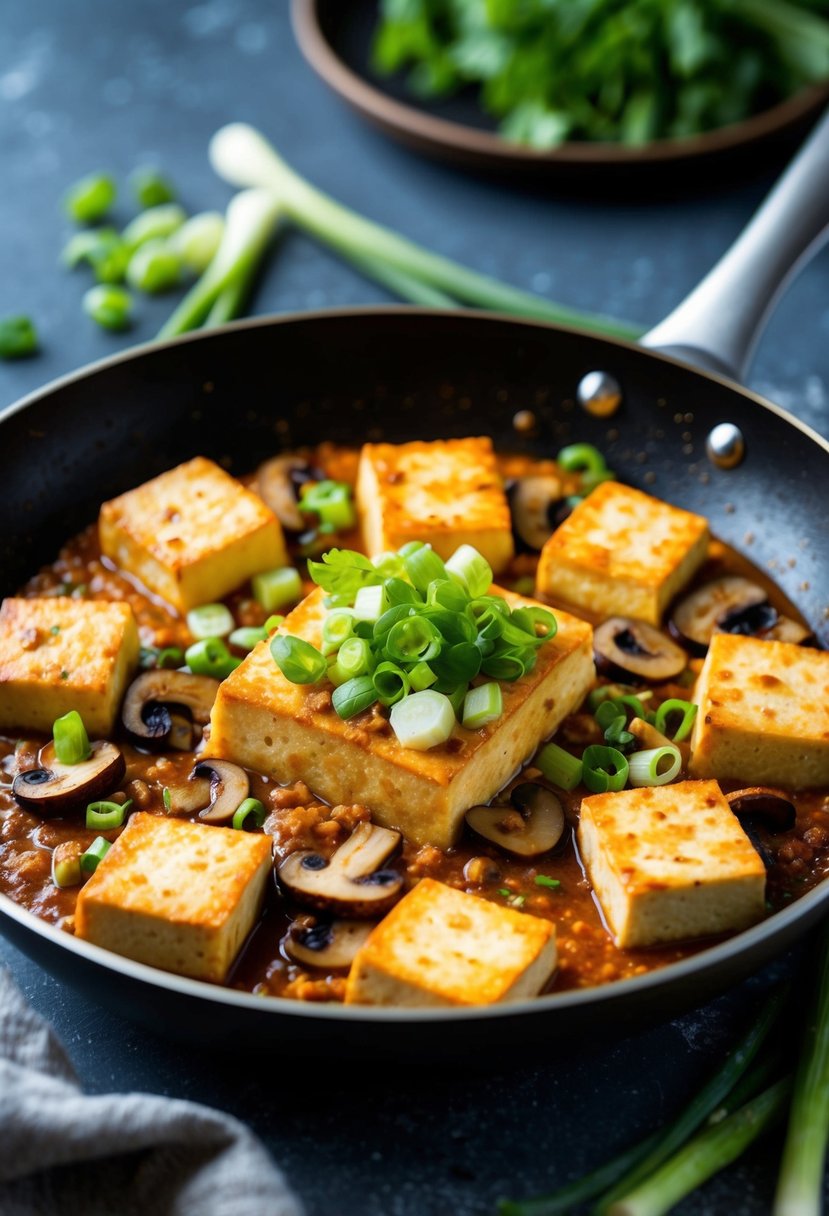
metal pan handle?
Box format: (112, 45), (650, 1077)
(642, 107), (829, 382)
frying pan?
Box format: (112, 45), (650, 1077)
(1, 115), (829, 1062)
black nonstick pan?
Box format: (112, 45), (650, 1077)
(1, 115), (829, 1062)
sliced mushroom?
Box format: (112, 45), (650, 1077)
(726, 787), (796, 833)
(466, 783), (566, 858)
(195, 760), (249, 823)
(507, 475), (570, 552)
(255, 454), (324, 533)
(669, 578), (775, 655)
(760, 616), (815, 646)
(277, 822), (403, 917)
(284, 919), (374, 969)
(13, 741), (125, 815)
(121, 670), (220, 751)
(594, 617), (687, 683)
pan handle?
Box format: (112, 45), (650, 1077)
(641, 107), (829, 382)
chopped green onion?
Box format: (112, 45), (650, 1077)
(353, 584), (388, 624)
(402, 544), (448, 593)
(446, 683), (468, 718)
(126, 239), (182, 293)
(510, 605), (557, 643)
(270, 634), (327, 684)
(232, 797), (266, 831)
(264, 614), (284, 632)
(537, 741), (583, 791)
(130, 165), (176, 208)
(581, 744), (629, 793)
(445, 545), (493, 598)
(321, 608), (356, 655)
(252, 566), (302, 612)
(432, 641), (482, 685)
(185, 637), (241, 679)
(628, 745), (682, 788)
(328, 637), (373, 685)
(122, 203), (187, 251)
(534, 875), (561, 890)
(79, 836), (112, 876)
(430, 580), (470, 614)
(229, 625), (268, 651)
(186, 602), (235, 640)
(372, 660), (411, 707)
(371, 551), (407, 580)
(332, 675), (378, 719)
(170, 211), (225, 275)
(556, 443), (609, 478)
(86, 800), (130, 830)
(462, 682), (503, 730)
(162, 787), (172, 811)
(481, 649), (532, 681)
(62, 226), (119, 269)
(52, 710), (91, 765)
(409, 660), (437, 691)
(299, 480), (356, 531)
(389, 689), (456, 750)
(64, 172), (116, 224)
(654, 698), (698, 743)
(82, 284), (133, 331)
(384, 577), (421, 606)
(385, 616), (442, 663)
(0, 315), (39, 360)
(588, 685), (653, 712)
(51, 847), (82, 889)
(157, 646), (185, 669)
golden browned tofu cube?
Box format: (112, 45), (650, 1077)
(536, 481), (709, 624)
(207, 587), (594, 850)
(0, 597), (138, 736)
(356, 437), (514, 574)
(75, 813), (271, 983)
(577, 779), (766, 949)
(689, 633), (829, 788)
(345, 878), (557, 1006)
(99, 456), (287, 613)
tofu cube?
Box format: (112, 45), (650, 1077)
(206, 587), (594, 850)
(345, 877), (557, 1006)
(536, 481), (709, 624)
(577, 779), (766, 948)
(0, 597), (138, 736)
(75, 812), (272, 983)
(356, 437), (514, 574)
(689, 633), (829, 788)
(99, 456), (287, 613)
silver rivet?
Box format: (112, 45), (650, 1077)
(706, 422), (745, 469)
(577, 370), (622, 418)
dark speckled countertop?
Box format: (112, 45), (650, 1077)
(1, 3), (829, 1213)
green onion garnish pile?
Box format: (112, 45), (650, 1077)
(269, 541), (557, 750)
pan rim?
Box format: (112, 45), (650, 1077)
(2, 303), (828, 1024)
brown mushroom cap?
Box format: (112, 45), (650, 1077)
(277, 822), (403, 917)
(13, 741), (125, 815)
(669, 577), (775, 655)
(466, 783), (566, 858)
(726, 787), (796, 833)
(162, 760), (249, 822)
(121, 670), (220, 751)
(594, 617), (687, 683)
(284, 919), (374, 969)
(507, 475), (569, 552)
(254, 454), (324, 533)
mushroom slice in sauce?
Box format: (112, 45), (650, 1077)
(761, 616), (815, 646)
(277, 822), (403, 917)
(594, 617), (687, 683)
(284, 919), (374, 970)
(121, 670), (220, 751)
(466, 783), (565, 858)
(196, 760), (249, 823)
(669, 577), (775, 655)
(726, 788), (797, 833)
(507, 475), (570, 552)
(13, 741), (125, 815)
(254, 454), (324, 533)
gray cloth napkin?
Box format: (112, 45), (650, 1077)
(0, 968), (304, 1216)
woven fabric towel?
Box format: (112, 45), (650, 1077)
(0, 968), (303, 1216)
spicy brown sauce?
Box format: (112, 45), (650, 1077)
(1, 445), (828, 1001)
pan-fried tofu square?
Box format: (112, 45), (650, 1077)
(207, 587), (594, 850)
(75, 813), (272, 984)
(578, 779), (765, 949)
(99, 456), (287, 613)
(356, 437), (514, 574)
(689, 633), (829, 788)
(0, 597), (138, 736)
(345, 878), (557, 1006)
(536, 481), (709, 624)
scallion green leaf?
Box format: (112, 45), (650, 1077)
(654, 698), (698, 743)
(332, 674), (378, 719)
(79, 836), (112, 876)
(300, 479), (356, 531)
(52, 710), (91, 765)
(185, 637), (241, 680)
(445, 544), (493, 598)
(64, 172), (116, 224)
(130, 165), (176, 208)
(0, 315), (39, 360)
(582, 744), (629, 793)
(252, 566), (302, 612)
(229, 626), (268, 652)
(270, 634), (327, 684)
(232, 797), (266, 831)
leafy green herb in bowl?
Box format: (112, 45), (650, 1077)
(372, 0), (829, 148)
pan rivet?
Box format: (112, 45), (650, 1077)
(577, 371), (622, 418)
(706, 423), (745, 469)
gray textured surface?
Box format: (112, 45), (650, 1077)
(1, 2), (828, 1213)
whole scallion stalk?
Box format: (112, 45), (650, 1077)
(773, 922), (829, 1216)
(207, 123), (642, 341)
